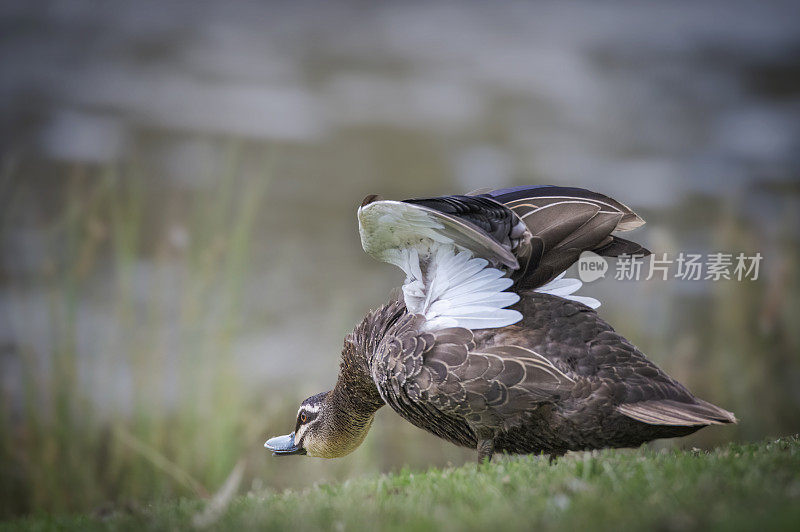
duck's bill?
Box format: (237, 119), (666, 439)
(264, 432), (306, 455)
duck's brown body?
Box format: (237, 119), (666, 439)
(342, 290), (733, 459)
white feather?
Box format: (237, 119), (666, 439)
(563, 295), (602, 309)
(537, 278), (581, 296)
(358, 202), (523, 332)
(534, 271), (602, 308)
(441, 291), (520, 308)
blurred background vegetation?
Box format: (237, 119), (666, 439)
(1, 0), (799, 519)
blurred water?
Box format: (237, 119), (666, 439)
(1, 0), (799, 419)
(2, 1), (799, 195)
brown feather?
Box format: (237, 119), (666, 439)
(617, 399), (737, 426)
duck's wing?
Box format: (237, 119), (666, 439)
(477, 185), (649, 289)
(358, 187), (648, 328)
(373, 315), (575, 433)
(358, 196), (525, 331)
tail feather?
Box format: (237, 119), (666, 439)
(618, 399), (737, 426)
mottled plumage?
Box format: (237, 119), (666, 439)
(265, 185), (735, 462)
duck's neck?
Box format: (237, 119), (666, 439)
(307, 384), (379, 458)
(332, 300), (404, 414)
(318, 299), (406, 456)
(324, 382), (381, 436)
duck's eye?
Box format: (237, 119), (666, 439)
(300, 412), (307, 423)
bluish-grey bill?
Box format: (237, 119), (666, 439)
(264, 432), (305, 455)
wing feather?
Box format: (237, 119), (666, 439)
(359, 200), (523, 332)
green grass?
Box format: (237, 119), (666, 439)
(5, 436), (799, 531)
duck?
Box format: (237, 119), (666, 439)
(265, 185), (736, 463)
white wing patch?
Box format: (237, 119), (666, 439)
(534, 272), (601, 309)
(399, 246), (522, 331)
(358, 201), (522, 332)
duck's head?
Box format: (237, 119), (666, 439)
(264, 390), (375, 458)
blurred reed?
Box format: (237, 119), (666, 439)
(0, 144), (279, 516)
